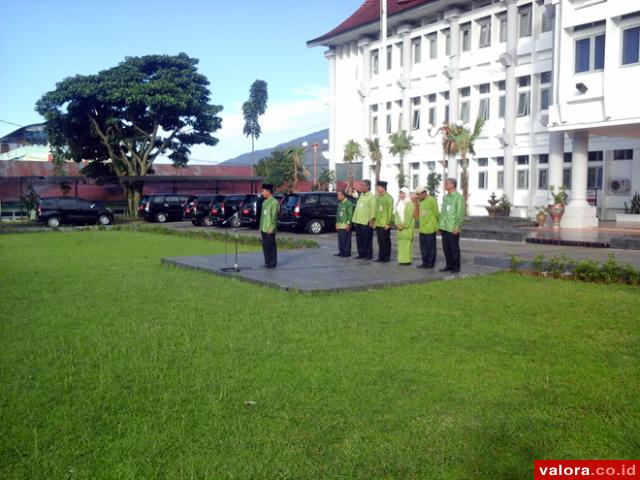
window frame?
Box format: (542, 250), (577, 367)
(622, 25), (640, 66)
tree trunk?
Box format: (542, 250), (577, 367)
(125, 182), (142, 219)
(375, 161), (380, 185)
(347, 164), (353, 195)
(461, 155), (469, 212)
(398, 155), (405, 188)
(293, 162), (298, 193)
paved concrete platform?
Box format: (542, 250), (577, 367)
(162, 249), (499, 293)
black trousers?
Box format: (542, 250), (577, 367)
(261, 232), (277, 268)
(441, 230), (461, 271)
(337, 229), (352, 256)
(375, 227), (391, 261)
(354, 223), (373, 259)
(419, 232), (437, 267)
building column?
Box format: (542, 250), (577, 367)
(325, 48), (337, 177)
(358, 38), (372, 175)
(445, 9), (460, 180)
(548, 131), (564, 192)
(561, 130), (598, 228)
(399, 25), (412, 133)
(502, 0), (518, 207)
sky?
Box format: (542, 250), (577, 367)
(0, 0), (364, 163)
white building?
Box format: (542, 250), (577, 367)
(308, 0), (640, 226)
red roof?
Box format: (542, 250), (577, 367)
(308, 0), (435, 45)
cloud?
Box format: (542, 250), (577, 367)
(160, 85), (330, 165)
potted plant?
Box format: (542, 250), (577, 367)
(535, 205), (548, 227)
(548, 185), (568, 229)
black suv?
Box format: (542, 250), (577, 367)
(279, 192), (353, 234)
(36, 197), (114, 228)
(208, 194), (253, 227)
(138, 194), (192, 223)
(239, 193), (283, 229)
(190, 195), (225, 226)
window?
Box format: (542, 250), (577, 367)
(575, 34), (606, 73)
(387, 45), (393, 70)
(412, 174), (420, 190)
(319, 195), (339, 207)
(539, 71), (552, 111)
(427, 32), (438, 59)
(563, 168), (572, 188)
(303, 195), (319, 206)
(541, 8), (553, 33)
(461, 23), (471, 52)
(477, 158), (489, 167)
(443, 29), (451, 55)
(411, 97), (421, 130)
(519, 4), (532, 38)
(614, 149), (633, 160)
(478, 17), (491, 48)
(538, 169), (549, 189)
(460, 87), (471, 123)
(371, 105), (379, 136)
(478, 171), (488, 189)
(499, 14), (507, 43)
(497, 80), (506, 118)
(60, 198), (76, 209)
(386, 114), (392, 134)
(371, 49), (379, 75)
(517, 76), (531, 117)
(396, 100), (404, 131)
(588, 151), (603, 162)
(427, 93), (437, 126)
(412, 37), (422, 64)
(517, 170), (529, 189)
(587, 166), (603, 189)
(478, 83), (490, 120)
(441, 91), (450, 123)
(496, 156), (504, 166)
(517, 155), (529, 165)
(497, 171), (504, 189)
(165, 196), (180, 205)
(538, 154), (549, 164)
(397, 42), (404, 68)
(623, 26), (640, 65)
(564, 152), (572, 163)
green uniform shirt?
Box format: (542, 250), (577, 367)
(374, 192), (394, 228)
(438, 191), (465, 232)
(352, 191), (376, 226)
(394, 201), (415, 235)
(260, 196), (278, 233)
(336, 199), (354, 229)
(418, 196), (439, 234)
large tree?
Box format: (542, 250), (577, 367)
(35, 53), (223, 216)
(388, 130), (413, 189)
(342, 140), (362, 195)
(242, 79), (268, 160)
(365, 137), (382, 185)
(254, 149), (294, 189)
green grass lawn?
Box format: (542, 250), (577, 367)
(1, 231), (638, 479)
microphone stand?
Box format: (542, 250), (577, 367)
(220, 211), (248, 273)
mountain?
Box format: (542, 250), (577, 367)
(221, 129), (330, 171)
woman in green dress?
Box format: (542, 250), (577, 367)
(394, 187), (416, 265)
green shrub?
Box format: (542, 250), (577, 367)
(572, 260), (602, 283)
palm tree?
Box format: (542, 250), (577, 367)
(343, 140), (362, 194)
(286, 146), (307, 192)
(365, 138), (383, 185)
(388, 130), (413, 189)
(444, 118), (485, 210)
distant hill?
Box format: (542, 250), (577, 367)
(222, 129), (330, 171)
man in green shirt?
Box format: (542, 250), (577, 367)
(438, 178), (465, 273)
(352, 179), (376, 260)
(259, 184), (279, 268)
(414, 186), (440, 269)
(335, 190), (354, 257)
(374, 180), (394, 262)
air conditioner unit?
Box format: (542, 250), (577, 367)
(609, 178), (632, 193)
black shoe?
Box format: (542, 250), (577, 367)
(373, 259), (384, 262)
(450, 269), (460, 273)
(355, 255), (365, 259)
(416, 265), (428, 269)
(334, 253), (343, 256)
(381, 259), (390, 263)
(365, 256), (373, 260)
(439, 267), (452, 272)
(342, 254), (352, 257)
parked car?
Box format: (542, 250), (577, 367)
(36, 197), (114, 228)
(239, 193), (283, 229)
(138, 194), (192, 223)
(181, 195), (199, 220)
(208, 194), (254, 227)
(278, 192), (354, 234)
(190, 195), (225, 226)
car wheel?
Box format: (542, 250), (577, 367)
(230, 216), (242, 228)
(307, 219), (324, 234)
(47, 217), (61, 228)
(203, 216), (214, 227)
(192, 219), (201, 226)
(155, 212), (168, 223)
(98, 214), (112, 226)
